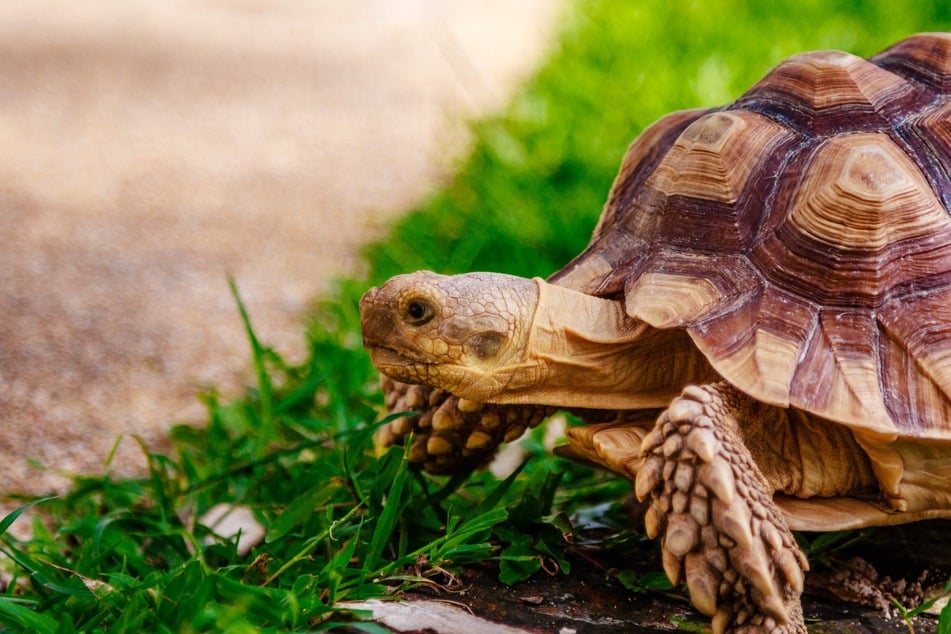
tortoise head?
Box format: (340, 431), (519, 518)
(360, 271), (542, 402)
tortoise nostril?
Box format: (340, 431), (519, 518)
(361, 307), (395, 345)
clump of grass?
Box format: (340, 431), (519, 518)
(3, 0), (951, 631)
(0, 282), (624, 632)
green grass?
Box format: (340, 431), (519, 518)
(4, 0), (951, 631)
(0, 285), (623, 632)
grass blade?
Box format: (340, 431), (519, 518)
(362, 452), (411, 576)
(0, 597), (57, 634)
(0, 497), (56, 537)
(939, 596), (951, 634)
(228, 275), (273, 426)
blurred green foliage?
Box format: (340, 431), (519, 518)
(364, 0), (951, 285)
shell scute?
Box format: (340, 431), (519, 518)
(753, 131), (951, 307)
(624, 252), (760, 329)
(688, 284), (817, 409)
(563, 34), (951, 438)
(593, 109), (709, 242)
(642, 111), (797, 253)
(736, 48), (926, 136)
(557, 109), (797, 293)
(555, 109), (707, 295)
(646, 112), (784, 204)
(870, 32), (951, 94)
(905, 100), (951, 211)
(789, 309), (894, 437)
(879, 287), (951, 436)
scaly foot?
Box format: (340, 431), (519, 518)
(635, 384), (808, 633)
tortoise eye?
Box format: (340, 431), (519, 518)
(404, 299), (435, 326)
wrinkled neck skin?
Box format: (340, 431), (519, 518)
(495, 279), (718, 410)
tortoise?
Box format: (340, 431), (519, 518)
(359, 33), (951, 633)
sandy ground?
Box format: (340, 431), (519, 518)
(0, 0), (562, 495)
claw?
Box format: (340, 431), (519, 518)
(685, 552), (719, 616)
(662, 547), (683, 586)
(737, 542), (777, 603)
(713, 499), (753, 551)
(776, 549), (806, 594)
(686, 428), (718, 463)
(761, 522), (783, 552)
(640, 425), (665, 454)
(635, 454), (664, 501)
(754, 589), (789, 625)
(712, 606), (732, 634)
(700, 461), (736, 505)
(667, 398), (704, 423)
(795, 548), (810, 572)
(665, 513), (700, 557)
(644, 501), (665, 539)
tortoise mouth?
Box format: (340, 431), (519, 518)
(365, 345), (435, 380)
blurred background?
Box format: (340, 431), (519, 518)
(0, 0), (561, 494)
(2, 0), (950, 498)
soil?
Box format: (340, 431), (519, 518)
(389, 519), (951, 633)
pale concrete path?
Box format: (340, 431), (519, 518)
(0, 0), (562, 495)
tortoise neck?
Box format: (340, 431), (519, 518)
(500, 279), (717, 410)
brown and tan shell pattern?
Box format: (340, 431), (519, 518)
(551, 33), (951, 441)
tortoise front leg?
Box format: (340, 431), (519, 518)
(375, 377), (553, 474)
(635, 383), (808, 633)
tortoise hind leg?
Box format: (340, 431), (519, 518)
(635, 384), (808, 633)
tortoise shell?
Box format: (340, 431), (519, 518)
(550, 33), (951, 441)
